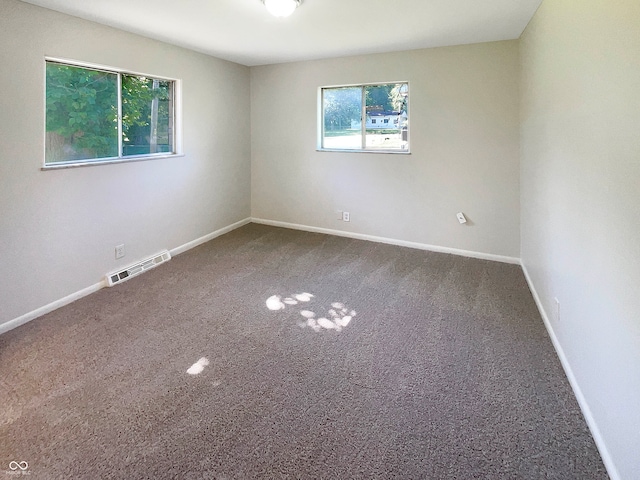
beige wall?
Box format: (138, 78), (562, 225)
(251, 41), (521, 259)
(520, 1), (640, 478)
(0, 0), (251, 326)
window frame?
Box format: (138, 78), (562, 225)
(317, 81), (410, 154)
(43, 57), (183, 169)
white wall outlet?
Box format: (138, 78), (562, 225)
(342, 211), (350, 222)
(115, 244), (125, 259)
(456, 212), (467, 224)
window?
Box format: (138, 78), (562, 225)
(320, 82), (409, 152)
(45, 59), (178, 166)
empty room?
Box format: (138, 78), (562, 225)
(1, 0), (638, 478)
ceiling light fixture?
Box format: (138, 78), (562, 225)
(263, 0), (301, 18)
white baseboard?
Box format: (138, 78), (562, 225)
(0, 281), (105, 336)
(169, 217), (251, 257)
(251, 217), (520, 265)
(0, 217), (251, 337)
(521, 264), (620, 480)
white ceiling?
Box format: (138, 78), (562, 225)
(20, 0), (543, 66)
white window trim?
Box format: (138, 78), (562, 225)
(42, 57), (183, 170)
(317, 81), (410, 154)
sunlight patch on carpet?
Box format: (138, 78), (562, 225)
(266, 293), (356, 332)
(266, 293), (314, 311)
(187, 357), (210, 375)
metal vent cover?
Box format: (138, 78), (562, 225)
(106, 250), (171, 287)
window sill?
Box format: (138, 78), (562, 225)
(41, 153), (185, 170)
(316, 148), (411, 155)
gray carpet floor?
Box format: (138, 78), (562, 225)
(1, 224), (607, 479)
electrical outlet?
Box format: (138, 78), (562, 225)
(342, 211), (350, 222)
(456, 212), (467, 224)
(554, 297), (560, 321)
(115, 244), (125, 259)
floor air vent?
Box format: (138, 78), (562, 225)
(106, 250), (171, 287)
